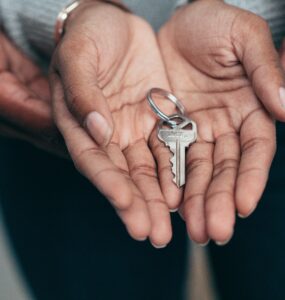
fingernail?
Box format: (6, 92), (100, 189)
(238, 203), (257, 219)
(178, 210), (185, 221)
(85, 112), (112, 147)
(197, 239), (210, 247)
(279, 87), (285, 108)
(151, 243), (167, 249)
(170, 208), (178, 213)
(215, 240), (230, 246)
(136, 237), (147, 242)
(215, 236), (232, 246)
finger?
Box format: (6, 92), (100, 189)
(236, 109), (276, 218)
(280, 39), (285, 69)
(124, 139), (172, 248)
(181, 142), (213, 245)
(234, 13), (285, 121)
(52, 39), (114, 146)
(50, 73), (151, 240)
(106, 143), (152, 240)
(149, 129), (182, 211)
(205, 133), (240, 245)
(51, 74), (131, 210)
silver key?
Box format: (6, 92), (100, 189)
(158, 114), (197, 188)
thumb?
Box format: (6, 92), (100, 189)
(51, 48), (114, 147)
(280, 39), (285, 70)
(234, 13), (285, 121)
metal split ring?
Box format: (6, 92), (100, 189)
(147, 88), (185, 127)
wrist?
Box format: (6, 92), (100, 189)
(55, 0), (130, 44)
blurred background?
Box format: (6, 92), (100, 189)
(0, 206), (218, 300)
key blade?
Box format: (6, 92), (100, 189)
(169, 140), (192, 188)
(167, 143), (180, 188)
(159, 133), (190, 188)
(169, 141), (187, 188)
(157, 116), (198, 188)
(178, 142), (187, 187)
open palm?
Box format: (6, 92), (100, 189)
(0, 33), (64, 157)
(50, 2), (178, 246)
(159, 0), (284, 245)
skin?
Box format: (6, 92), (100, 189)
(3, 0), (284, 247)
(49, 2), (179, 247)
(158, 0), (285, 245)
(0, 33), (65, 157)
(280, 39), (285, 69)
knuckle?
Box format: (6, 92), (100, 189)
(187, 157), (212, 175)
(78, 146), (105, 161)
(73, 146), (104, 171)
(130, 163), (157, 179)
(206, 190), (233, 203)
(242, 136), (274, 152)
(184, 193), (204, 205)
(213, 158), (238, 178)
(145, 197), (166, 206)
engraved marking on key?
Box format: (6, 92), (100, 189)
(158, 114), (197, 187)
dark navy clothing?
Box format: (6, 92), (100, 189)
(0, 139), (188, 300)
(209, 122), (285, 300)
(1, 124), (285, 300)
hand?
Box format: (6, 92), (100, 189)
(49, 2), (178, 246)
(158, 0), (285, 245)
(280, 39), (285, 69)
(0, 33), (65, 157)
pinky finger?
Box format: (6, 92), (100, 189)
(182, 142), (214, 245)
(236, 109), (276, 218)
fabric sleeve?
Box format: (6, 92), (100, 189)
(225, 0), (285, 47)
(0, 0), (186, 63)
(0, 0), (73, 61)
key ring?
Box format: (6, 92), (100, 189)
(147, 88), (185, 127)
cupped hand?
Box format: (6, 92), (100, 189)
(49, 2), (179, 246)
(0, 33), (65, 157)
(159, 0), (285, 245)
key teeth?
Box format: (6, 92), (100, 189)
(172, 177), (180, 187)
(168, 146), (176, 155)
(169, 152), (179, 187)
(171, 165), (176, 178)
